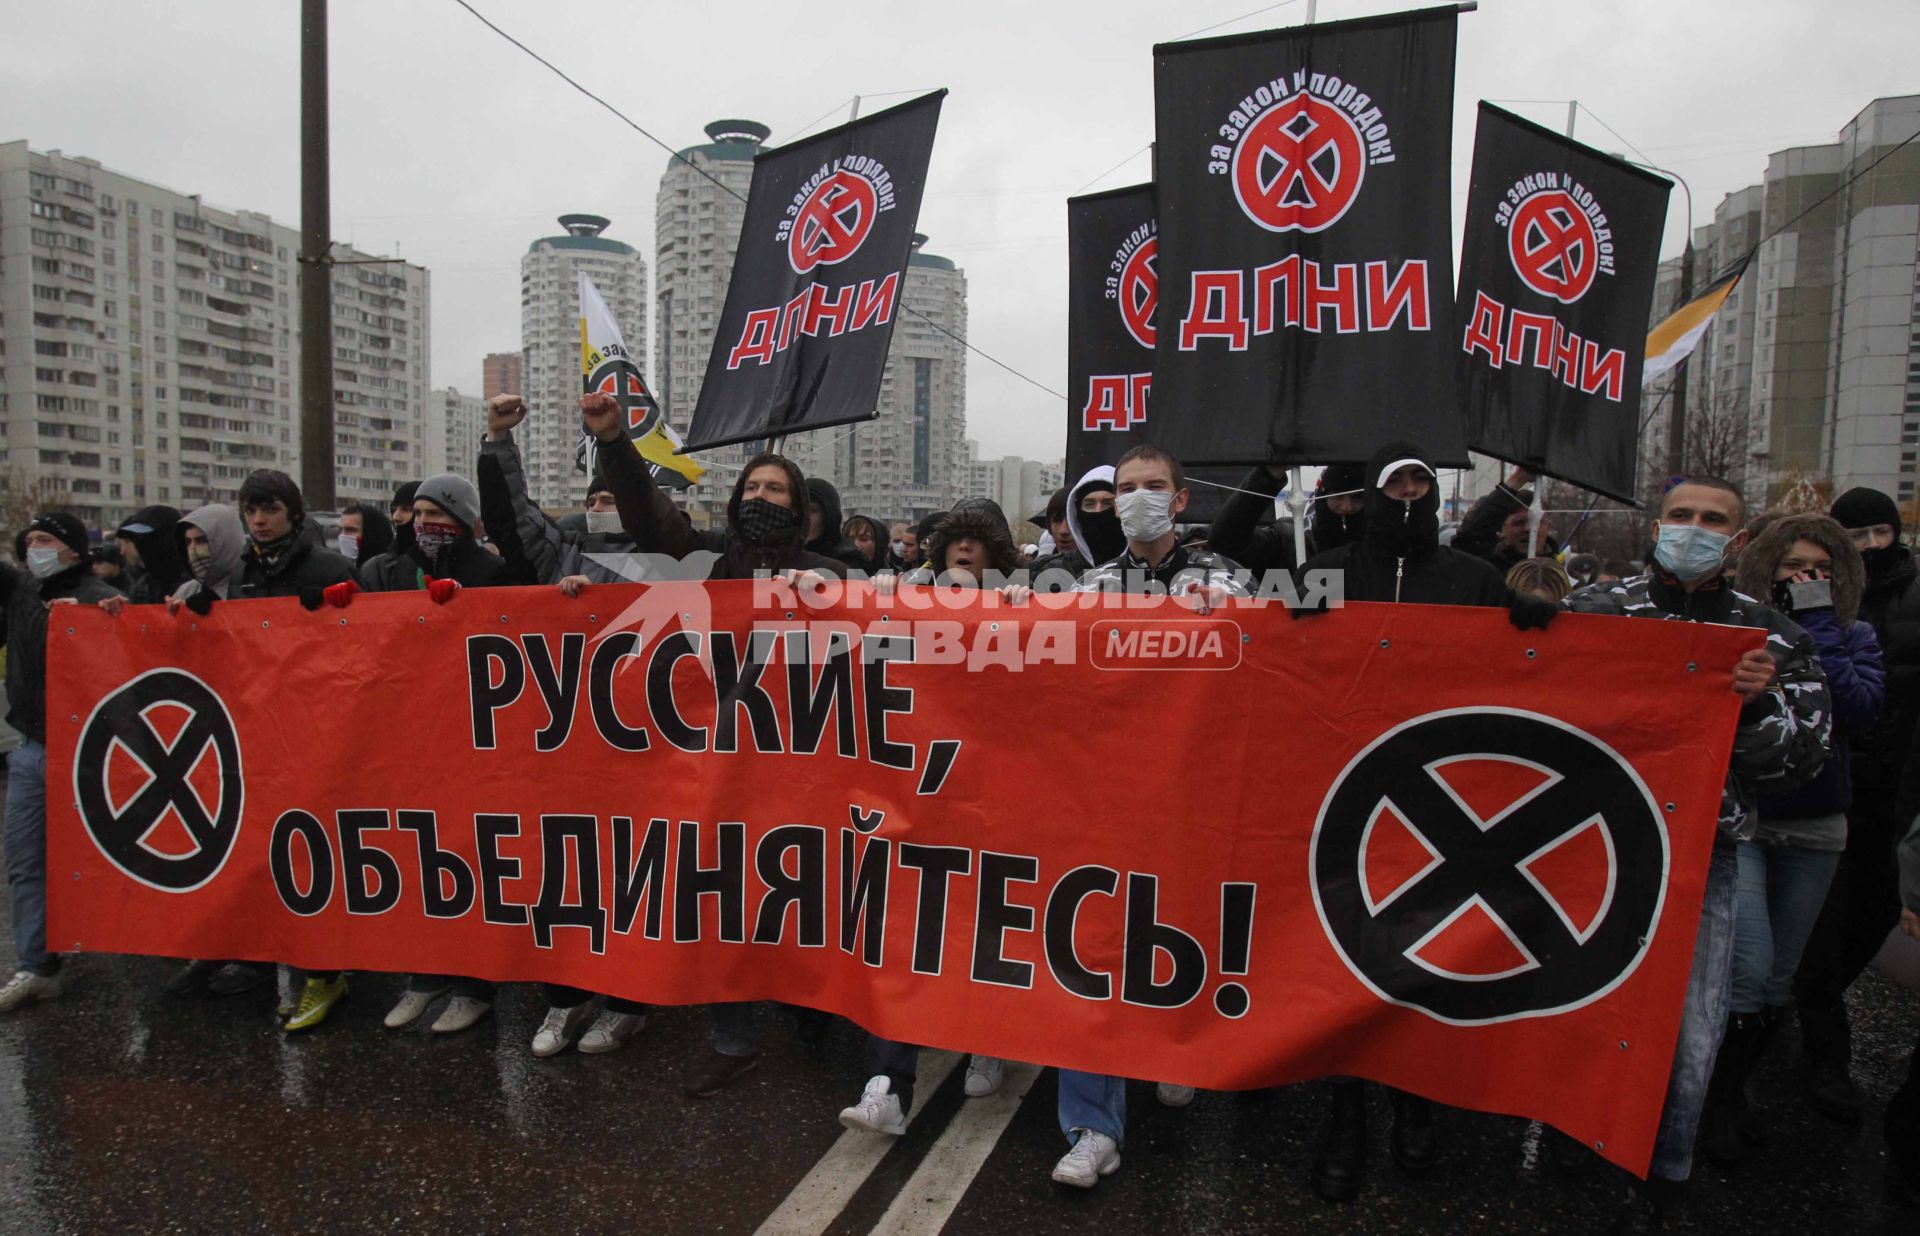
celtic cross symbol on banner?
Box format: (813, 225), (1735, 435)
(1232, 92), (1368, 233)
(787, 170), (880, 274)
(1118, 236), (1159, 349)
(1310, 708), (1667, 1024)
(74, 669), (245, 893)
(1508, 190), (1600, 304)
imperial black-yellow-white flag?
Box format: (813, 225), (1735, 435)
(577, 273), (701, 489)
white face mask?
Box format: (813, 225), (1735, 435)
(891, 540), (907, 558)
(585, 510), (623, 535)
(337, 533), (359, 563)
(27, 546), (65, 579)
(1117, 489), (1177, 541)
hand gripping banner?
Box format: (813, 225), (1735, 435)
(1457, 103), (1672, 502)
(1150, 7), (1465, 467)
(1065, 183), (1241, 522)
(48, 585), (1757, 1175)
(683, 91), (945, 452)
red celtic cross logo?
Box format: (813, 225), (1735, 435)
(1232, 92), (1367, 233)
(1508, 190), (1599, 304)
(1119, 237), (1158, 349)
(788, 170), (879, 274)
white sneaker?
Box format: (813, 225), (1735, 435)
(1156, 1082), (1197, 1108)
(430, 995), (492, 1034)
(579, 1009), (646, 1054)
(383, 985), (449, 1029)
(1051, 1129), (1121, 1188)
(838, 1075), (907, 1136)
(965, 1054), (1006, 1097)
(531, 1002), (596, 1057)
(0, 970), (62, 1013)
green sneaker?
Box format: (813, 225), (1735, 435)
(283, 975), (348, 1032)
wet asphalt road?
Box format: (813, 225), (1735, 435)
(1, 929), (1915, 1236)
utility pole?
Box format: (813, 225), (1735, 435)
(298, 0), (335, 509)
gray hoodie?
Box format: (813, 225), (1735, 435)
(171, 503), (246, 602)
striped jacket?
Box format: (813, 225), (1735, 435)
(1073, 543), (1251, 597)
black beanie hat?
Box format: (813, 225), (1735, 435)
(586, 471), (613, 502)
(1830, 487), (1900, 533)
(21, 512), (90, 560)
(392, 480), (422, 511)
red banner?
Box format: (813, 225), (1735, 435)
(46, 582), (1757, 1174)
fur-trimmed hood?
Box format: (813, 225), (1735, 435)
(925, 505), (1020, 580)
(1736, 512), (1867, 627)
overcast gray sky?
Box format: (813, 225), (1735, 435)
(4, 0), (1914, 461)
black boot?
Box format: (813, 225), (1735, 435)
(1311, 1079), (1368, 1202)
(1798, 1001), (1864, 1123)
(1388, 1088), (1437, 1173)
(1701, 1011), (1767, 1167)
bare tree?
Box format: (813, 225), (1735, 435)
(0, 470), (76, 554)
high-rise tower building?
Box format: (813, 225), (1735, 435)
(654, 120), (764, 525)
(519, 213), (647, 508)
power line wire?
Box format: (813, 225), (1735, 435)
(1573, 103), (1655, 169)
(451, 0), (1066, 406)
(1733, 126), (1919, 278)
(1072, 144), (1153, 196)
(1174, 0), (1304, 42)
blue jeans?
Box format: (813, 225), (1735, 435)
(1650, 840), (1739, 1182)
(865, 1035), (921, 1114)
(1731, 840), (1840, 1014)
(710, 1002), (759, 1056)
(3, 740), (54, 977)
(1058, 1070), (1126, 1146)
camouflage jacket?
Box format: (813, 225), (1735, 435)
(1566, 572), (1832, 841)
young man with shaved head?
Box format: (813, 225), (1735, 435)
(1567, 475), (1831, 1231)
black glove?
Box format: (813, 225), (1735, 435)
(1508, 591), (1559, 631)
(298, 586), (325, 612)
(185, 589), (217, 617)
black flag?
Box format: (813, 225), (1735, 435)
(683, 91), (945, 452)
(1457, 103), (1671, 503)
(1150, 7), (1463, 467)
(1066, 183), (1240, 522)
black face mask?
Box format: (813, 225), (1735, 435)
(735, 497), (800, 546)
(1078, 507), (1126, 565)
(1860, 543), (1906, 582)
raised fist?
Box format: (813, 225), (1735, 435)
(580, 392), (624, 444)
(487, 393), (527, 438)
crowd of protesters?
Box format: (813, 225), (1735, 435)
(0, 389), (1916, 1229)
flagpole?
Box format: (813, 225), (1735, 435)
(1286, 0), (1319, 568)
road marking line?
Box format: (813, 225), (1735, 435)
(754, 1050), (962, 1236)
(870, 1062), (1044, 1236)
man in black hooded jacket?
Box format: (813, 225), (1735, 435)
(1208, 462), (1367, 583)
(583, 391), (846, 1094)
(1298, 443), (1557, 622)
(586, 392), (847, 584)
(115, 505), (185, 604)
(1293, 443), (1554, 1202)
(804, 477), (867, 571)
(1793, 485), (1920, 1197)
